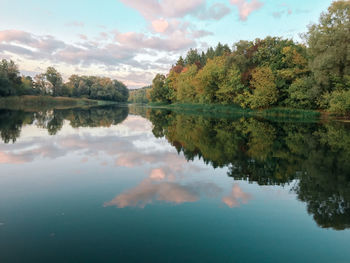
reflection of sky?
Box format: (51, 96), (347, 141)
(0, 115), (252, 208)
(1, 113), (350, 262)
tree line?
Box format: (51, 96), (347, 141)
(0, 63), (129, 102)
(128, 86), (151, 104)
(148, 1), (350, 115)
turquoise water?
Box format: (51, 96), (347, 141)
(0, 106), (349, 262)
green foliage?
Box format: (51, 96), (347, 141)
(305, 0), (350, 93)
(128, 86), (150, 103)
(0, 59), (22, 96)
(147, 1), (350, 115)
(148, 74), (171, 103)
(67, 75), (129, 102)
(45, 67), (63, 96)
(244, 66), (278, 109)
(184, 49), (201, 67)
(195, 57), (225, 103)
(286, 77), (316, 108)
(176, 65), (198, 102)
(327, 89), (350, 116)
(149, 36), (311, 111)
(0, 60), (129, 103)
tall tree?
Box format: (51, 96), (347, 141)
(45, 67), (63, 96)
(305, 0), (350, 92)
(0, 59), (22, 96)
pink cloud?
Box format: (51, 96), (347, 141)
(104, 179), (198, 208)
(152, 19), (169, 33)
(0, 152), (26, 164)
(150, 168), (166, 180)
(0, 30), (34, 44)
(104, 178), (222, 208)
(115, 30), (195, 51)
(222, 184), (252, 208)
(230, 0), (264, 21)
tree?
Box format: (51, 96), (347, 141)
(176, 56), (185, 67)
(176, 65), (198, 102)
(0, 59), (22, 96)
(34, 73), (53, 95)
(217, 65), (245, 104)
(185, 49), (201, 66)
(245, 66), (278, 109)
(195, 57), (226, 103)
(45, 67), (63, 96)
(149, 74), (169, 103)
(305, 0), (350, 93)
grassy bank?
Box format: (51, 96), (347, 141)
(0, 96), (116, 111)
(147, 103), (321, 121)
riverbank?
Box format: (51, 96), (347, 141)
(148, 103), (321, 121)
(0, 96), (116, 111)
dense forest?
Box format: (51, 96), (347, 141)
(148, 1), (350, 116)
(0, 62), (129, 102)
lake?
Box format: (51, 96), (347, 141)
(0, 105), (349, 262)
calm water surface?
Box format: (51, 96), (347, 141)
(0, 105), (349, 262)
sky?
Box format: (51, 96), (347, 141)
(0, 0), (333, 88)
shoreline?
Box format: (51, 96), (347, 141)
(0, 95), (117, 111)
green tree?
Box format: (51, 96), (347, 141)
(176, 65), (198, 102)
(45, 67), (63, 96)
(0, 59), (22, 96)
(245, 66), (278, 109)
(34, 73), (53, 95)
(185, 49), (201, 66)
(149, 74), (169, 103)
(305, 0), (350, 93)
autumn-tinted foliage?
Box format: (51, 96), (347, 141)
(148, 1), (350, 115)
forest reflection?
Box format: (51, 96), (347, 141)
(144, 108), (350, 231)
(1, 105), (349, 230)
(0, 105), (129, 143)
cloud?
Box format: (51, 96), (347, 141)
(230, 0), (263, 21)
(191, 29), (213, 38)
(104, 180), (197, 208)
(0, 29), (195, 75)
(119, 0), (206, 21)
(198, 3), (232, 20)
(152, 19), (169, 33)
(222, 184), (252, 208)
(104, 179), (221, 208)
(150, 168), (166, 180)
(115, 30), (195, 51)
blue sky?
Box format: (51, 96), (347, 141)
(0, 0), (333, 88)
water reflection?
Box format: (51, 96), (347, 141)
(222, 184), (252, 208)
(1, 105), (350, 230)
(144, 109), (350, 230)
(0, 106), (129, 143)
(104, 179), (223, 208)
